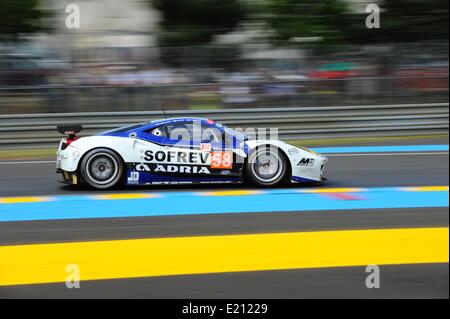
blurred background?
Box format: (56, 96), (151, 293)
(0, 1), (448, 300)
(0, 0), (448, 114)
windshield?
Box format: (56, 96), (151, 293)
(224, 125), (247, 141)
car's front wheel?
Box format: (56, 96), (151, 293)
(80, 148), (124, 189)
(246, 146), (288, 187)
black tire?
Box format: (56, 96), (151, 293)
(80, 148), (124, 189)
(245, 146), (288, 187)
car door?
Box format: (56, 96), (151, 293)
(196, 120), (244, 179)
(144, 120), (213, 180)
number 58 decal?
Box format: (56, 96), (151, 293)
(210, 151), (233, 169)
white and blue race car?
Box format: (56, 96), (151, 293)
(56, 117), (327, 189)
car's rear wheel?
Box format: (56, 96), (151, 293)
(246, 146), (288, 186)
(80, 148), (124, 189)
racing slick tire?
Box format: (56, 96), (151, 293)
(80, 148), (124, 189)
(246, 145), (288, 187)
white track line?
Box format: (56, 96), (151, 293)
(326, 152), (449, 157)
(0, 160), (56, 165)
(0, 151), (448, 165)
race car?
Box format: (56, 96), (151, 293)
(56, 117), (328, 189)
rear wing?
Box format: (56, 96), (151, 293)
(57, 125), (82, 150)
(57, 125), (82, 138)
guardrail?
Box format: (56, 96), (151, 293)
(0, 102), (448, 148)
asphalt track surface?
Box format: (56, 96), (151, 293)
(0, 142), (448, 299)
(0, 151), (448, 196)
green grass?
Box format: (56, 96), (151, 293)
(0, 149), (57, 161)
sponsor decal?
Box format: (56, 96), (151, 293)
(143, 149), (234, 170)
(135, 163), (152, 171)
(127, 171), (140, 184)
(200, 143), (212, 152)
(144, 150), (210, 165)
(211, 151), (233, 169)
(297, 158), (315, 167)
(136, 163), (211, 174)
(149, 180), (235, 185)
(288, 148), (299, 155)
(143, 149), (237, 169)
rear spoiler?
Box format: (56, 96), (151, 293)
(57, 125), (82, 139)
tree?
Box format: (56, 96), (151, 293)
(345, 0), (449, 45)
(262, 0), (351, 45)
(0, 0), (46, 41)
(379, 0), (448, 42)
(262, 0), (449, 48)
(152, 0), (247, 67)
(153, 0), (247, 47)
